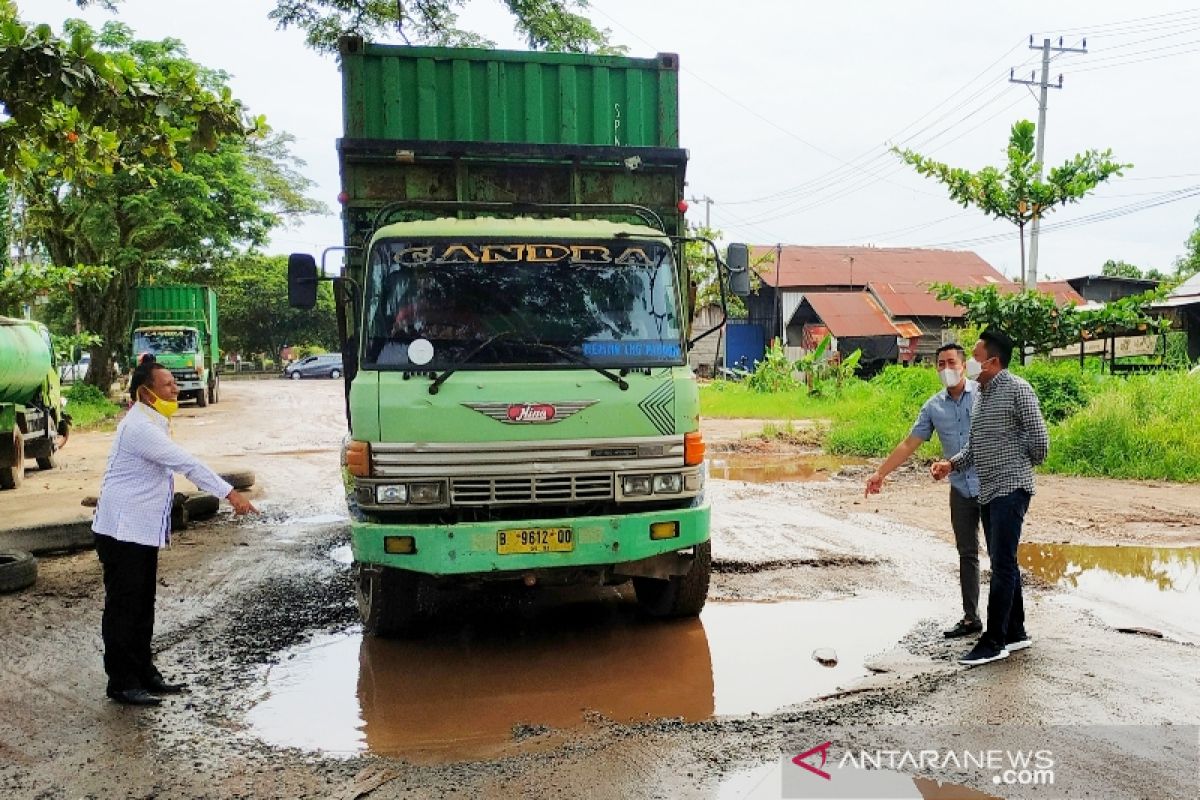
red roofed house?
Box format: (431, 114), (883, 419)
(735, 245), (1014, 369)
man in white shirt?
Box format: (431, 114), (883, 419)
(93, 359), (256, 706)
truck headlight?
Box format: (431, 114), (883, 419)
(375, 484), (407, 504)
(622, 475), (652, 496)
(408, 482), (443, 504)
(652, 474), (683, 494)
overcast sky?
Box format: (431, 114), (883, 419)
(34, 0), (1200, 281)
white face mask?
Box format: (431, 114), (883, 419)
(939, 368), (962, 388)
(965, 358), (983, 380)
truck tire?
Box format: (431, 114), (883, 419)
(195, 387), (209, 408)
(357, 565), (435, 637)
(36, 450), (57, 471)
(633, 540), (712, 619)
(208, 375), (220, 405)
(0, 551), (37, 593)
(0, 430), (24, 490)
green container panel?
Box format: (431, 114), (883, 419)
(341, 39), (680, 148)
(0, 317), (52, 405)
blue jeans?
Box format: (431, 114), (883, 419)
(981, 490), (1030, 646)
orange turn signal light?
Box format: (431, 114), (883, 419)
(345, 440), (371, 477)
(384, 536), (417, 554)
(684, 431), (705, 466)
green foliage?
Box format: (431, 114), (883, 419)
(1176, 212), (1200, 280)
(1044, 373), (1200, 481)
(0, 261), (112, 317)
(217, 254), (337, 358)
(1101, 259), (1144, 279)
(0, 6), (250, 183)
(267, 0), (621, 54)
(932, 283), (1169, 355)
(893, 120), (1128, 277)
(6, 20), (321, 389)
(747, 340), (799, 393)
(64, 380), (121, 428)
(1012, 360), (1095, 423)
(51, 330), (103, 363)
(292, 344), (330, 359)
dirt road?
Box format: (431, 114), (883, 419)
(1, 381), (1196, 799)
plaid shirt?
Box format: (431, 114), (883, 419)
(948, 369), (1049, 504)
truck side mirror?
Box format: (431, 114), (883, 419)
(727, 243), (751, 297)
(288, 253), (319, 309)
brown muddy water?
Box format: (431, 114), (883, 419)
(707, 454), (865, 483)
(1018, 542), (1200, 643)
(246, 592), (936, 761)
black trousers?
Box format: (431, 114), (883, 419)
(948, 486), (985, 621)
(94, 533), (162, 692)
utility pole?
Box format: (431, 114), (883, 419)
(688, 195), (714, 229)
(1010, 35), (1087, 289)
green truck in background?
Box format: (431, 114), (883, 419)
(132, 285), (221, 407)
(0, 316), (69, 490)
(289, 39), (747, 635)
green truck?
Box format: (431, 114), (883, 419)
(131, 285), (221, 407)
(0, 316), (69, 490)
(289, 39), (746, 635)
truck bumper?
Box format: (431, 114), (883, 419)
(176, 381), (204, 392)
(351, 504), (710, 577)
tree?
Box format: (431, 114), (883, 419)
(1101, 259), (1143, 279)
(217, 253), (337, 358)
(267, 0), (620, 53)
(10, 22), (320, 389)
(893, 121), (1128, 285)
(932, 283), (1169, 356)
(0, 4), (249, 183)
(1177, 213), (1200, 280)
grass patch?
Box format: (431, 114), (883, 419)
(64, 383), (122, 430)
(1043, 372), (1200, 481)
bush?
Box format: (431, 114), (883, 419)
(747, 341), (799, 393)
(64, 381), (121, 429)
(1044, 372), (1200, 481)
(65, 382), (110, 404)
(1012, 360), (1097, 423)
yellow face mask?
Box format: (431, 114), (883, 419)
(142, 387), (179, 419)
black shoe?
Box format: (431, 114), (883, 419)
(107, 688), (163, 706)
(144, 675), (187, 694)
(943, 618), (983, 638)
(1005, 631), (1032, 652)
(958, 639), (1009, 667)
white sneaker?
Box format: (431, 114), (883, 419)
(1006, 636), (1032, 652)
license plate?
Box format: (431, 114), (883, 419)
(497, 527), (574, 555)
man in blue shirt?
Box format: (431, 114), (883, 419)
(865, 343), (983, 638)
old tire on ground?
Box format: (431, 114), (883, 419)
(218, 470), (255, 490)
(357, 565), (435, 637)
(0, 551), (38, 593)
(195, 387), (209, 408)
(0, 429), (25, 490)
(183, 492), (220, 521)
(633, 540), (712, 618)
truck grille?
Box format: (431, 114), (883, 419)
(451, 473), (614, 505)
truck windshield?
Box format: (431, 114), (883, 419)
(134, 330), (198, 354)
(362, 238), (685, 370)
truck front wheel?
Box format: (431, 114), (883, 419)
(0, 430), (24, 490)
(195, 387), (209, 408)
(633, 540), (712, 618)
(357, 565), (435, 637)
(208, 375), (220, 404)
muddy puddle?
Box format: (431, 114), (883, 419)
(246, 593), (934, 762)
(719, 762), (999, 799)
(1019, 542), (1200, 643)
(708, 454), (864, 483)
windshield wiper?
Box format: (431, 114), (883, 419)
(427, 332), (630, 394)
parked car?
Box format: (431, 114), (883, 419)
(59, 354), (91, 383)
(283, 353), (343, 380)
